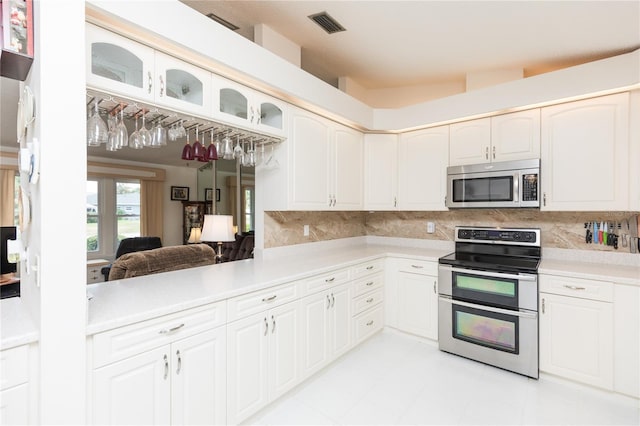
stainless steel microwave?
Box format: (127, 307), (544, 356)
(446, 159), (540, 208)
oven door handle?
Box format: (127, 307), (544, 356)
(439, 265), (537, 282)
(439, 296), (538, 319)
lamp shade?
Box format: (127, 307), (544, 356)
(200, 215), (235, 243)
(187, 227), (201, 243)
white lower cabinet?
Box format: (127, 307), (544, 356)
(613, 284), (640, 398)
(92, 327), (226, 425)
(226, 301), (300, 425)
(387, 258), (438, 340)
(1, 344), (36, 425)
(539, 275), (613, 390)
(299, 283), (352, 378)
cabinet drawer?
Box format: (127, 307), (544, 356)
(352, 273), (384, 298)
(300, 268), (350, 297)
(396, 258), (437, 275)
(352, 289), (383, 316)
(227, 281), (298, 321)
(353, 305), (384, 345)
(0, 345), (29, 390)
(352, 259), (384, 279)
(539, 275), (613, 302)
(92, 301), (226, 368)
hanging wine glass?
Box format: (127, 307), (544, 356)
(222, 131), (234, 160)
(192, 125), (204, 159)
(233, 134), (244, 160)
(129, 115), (142, 149)
(206, 128), (218, 161)
(181, 127), (194, 160)
(116, 107), (128, 149)
(248, 137), (256, 166)
(139, 113), (152, 147)
(86, 99), (108, 146)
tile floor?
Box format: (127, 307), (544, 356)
(246, 329), (640, 425)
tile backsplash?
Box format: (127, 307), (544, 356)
(264, 210), (637, 253)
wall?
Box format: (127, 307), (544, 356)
(264, 210), (637, 253)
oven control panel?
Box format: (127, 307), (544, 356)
(456, 227), (540, 246)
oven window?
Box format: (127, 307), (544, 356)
(452, 176), (513, 202)
(453, 304), (519, 354)
(453, 272), (518, 309)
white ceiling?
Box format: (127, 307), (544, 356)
(180, 0), (640, 90)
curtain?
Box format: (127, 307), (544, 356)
(0, 169), (16, 226)
(140, 180), (164, 240)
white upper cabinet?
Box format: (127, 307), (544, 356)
(332, 126), (364, 210)
(449, 117), (491, 165)
(86, 23), (155, 102)
(287, 107), (362, 210)
(154, 51), (212, 116)
(212, 75), (287, 137)
(540, 93), (630, 211)
(491, 109), (541, 162)
(364, 134), (398, 210)
(449, 110), (540, 166)
(398, 126), (449, 210)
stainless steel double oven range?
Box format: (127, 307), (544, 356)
(438, 226), (541, 379)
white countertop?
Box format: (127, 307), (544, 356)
(0, 297), (38, 350)
(2, 236), (639, 348)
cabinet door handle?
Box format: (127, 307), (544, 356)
(264, 317), (269, 336)
(366, 265), (374, 270)
(433, 280), (437, 294)
(485, 146), (489, 160)
(176, 350), (182, 375)
(163, 354), (169, 380)
(325, 277), (335, 283)
(492, 146), (496, 159)
(411, 264), (424, 269)
(366, 320), (374, 326)
(542, 298), (545, 314)
(366, 281), (374, 286)
(366, 298), (374, 303)
(394, 197), (397, 208)
(271, 315), (276, 334)
(327, 295), (331, 309)
(148, 71), (153, 94)
(563, 285), (586, 291)
(159, 323), (184, 335)
(262, 295), (277, 303)
(159, 75), (164, 97)
(250, 106), (255, 123)
(543, 192), (547, 207)
(331, 293), (335, 308)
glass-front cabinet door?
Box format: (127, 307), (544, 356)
(254, 95), (286, 138)
(213, 76), (251, 129)
(154, 52), (212, 116)
(86, 23), (155, 102)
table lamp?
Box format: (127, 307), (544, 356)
(200, 215), (235, 262)
(187, 227), (201, 244)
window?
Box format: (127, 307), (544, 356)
(86, 177), (140, 257)
(242, 186), (254, 232)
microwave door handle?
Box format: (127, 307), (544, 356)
(439, 265), (537, 281)
(513, 173), (520, 204)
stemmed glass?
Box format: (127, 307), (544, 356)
(116, 107), (128, 149)
(233, 134), (244, 160)
(105, 111), (118, 151)
(86, 99), (108, 146)
(181, 127), (194, 160)
(151, 118), (167, 148)
(206, 128), (218, 161)
(139, 113), (152, 147)
(129, 116), (142, 149)
(222, 131), (234, 160)
(192, 126), (203, 159)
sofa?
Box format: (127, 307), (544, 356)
(219, 232), (254, 263)
(108, 243), (216, 281)
(101, 236), (163, 281)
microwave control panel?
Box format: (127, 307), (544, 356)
(521, 174), (538, 202)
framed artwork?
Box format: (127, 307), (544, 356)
(171, 186), (189, 201)
(205, 188), (213, 202)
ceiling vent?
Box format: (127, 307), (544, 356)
(308, 12), (346, 34)
(206, 12), (240, 31)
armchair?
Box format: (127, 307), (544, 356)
(100, 236), (162, 281)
